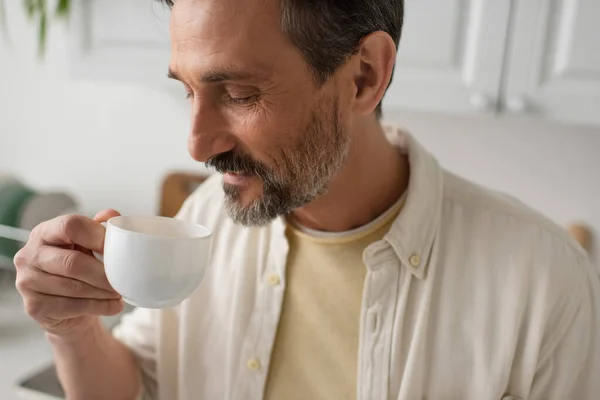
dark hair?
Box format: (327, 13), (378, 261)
(158, 0), (404, 119)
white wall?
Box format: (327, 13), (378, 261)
(1, 5), (599, 261)
(0, 3), (202, 218)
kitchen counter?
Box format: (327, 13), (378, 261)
(0, 271), (54, 400)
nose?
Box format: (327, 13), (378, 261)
(188, 101), (236, 162)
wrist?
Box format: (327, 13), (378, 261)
(45, 318), (105, 347)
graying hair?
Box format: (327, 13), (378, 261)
(158, 0), (404, 119)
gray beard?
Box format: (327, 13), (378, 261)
(223, 99), (349, 227)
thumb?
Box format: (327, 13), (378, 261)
(86, 209), (121, 258)
(93, 209), (122, 223)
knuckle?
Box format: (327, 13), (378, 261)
(14, 278), (23, 293)
(13, 249), (29, 270)
(24, 297), (44, 318)
(62, 251), (82, 278)
(60, 214), (82, 241)
(14, 273), (33, 293)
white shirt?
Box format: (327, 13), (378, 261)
(113, 127), (600, 400)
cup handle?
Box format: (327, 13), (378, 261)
(92, 222), (108, 262)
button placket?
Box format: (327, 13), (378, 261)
(250, 235), (288, 399)
(358, 256), (400, 400)
(233, 232), (288, 400)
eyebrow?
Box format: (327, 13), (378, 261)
(167, 68), (264, 84)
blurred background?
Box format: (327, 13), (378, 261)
(0, 0), (599, 399)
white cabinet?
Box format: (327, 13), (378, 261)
(384, 0), (600, 127)
(503, 0), (600, 126)
(385, 0), (511, 116)
(68, 0), (600, 127)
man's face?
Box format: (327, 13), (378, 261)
(169, 0), (351, 226)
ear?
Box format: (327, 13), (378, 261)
(351, 32), (397, 116)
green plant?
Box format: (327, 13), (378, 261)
(0, 0), (71, 58)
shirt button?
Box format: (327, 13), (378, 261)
(409, 254), (420, 267)
(246, 358), (261, 371)
(267, 273), (281, 286)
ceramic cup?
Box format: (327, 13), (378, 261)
(102, 216), (212, 309)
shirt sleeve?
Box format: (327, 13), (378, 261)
(528, 256), (600, 399)
(112, 307), (159, 400)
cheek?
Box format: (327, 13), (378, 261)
(235, 108), (272, 146)
(228, 104), (301, 165)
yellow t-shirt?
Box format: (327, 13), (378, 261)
(264, 197), (405, 400)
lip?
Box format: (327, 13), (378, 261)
(223, 172), (252, 185)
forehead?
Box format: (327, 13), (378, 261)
(169, 0), (294, 80)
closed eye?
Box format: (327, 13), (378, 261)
(226, 94), (259, 105)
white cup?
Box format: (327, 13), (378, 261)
(102, 216), (212, 309)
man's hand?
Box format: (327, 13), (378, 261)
(14, 209), (124, 338)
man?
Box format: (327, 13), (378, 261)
(13, 0), (600, 399)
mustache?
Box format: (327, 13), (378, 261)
(206, 150), (272, 179)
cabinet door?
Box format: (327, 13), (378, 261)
(504, 0), (600, 127)
(69, 0), (171, 81)
(383, 0), (511, 116)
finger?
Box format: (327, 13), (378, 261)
(36, 214), (107, 254)
(24, 293), (124, 320)
(17, 269), (120, 300)
(34, 246), (115, 292)
(90, 209), (121, 257)
(93, 209), (121, 223)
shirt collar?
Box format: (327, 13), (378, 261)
(272, 125), (444, 280)
(383, 126), (443, 280)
